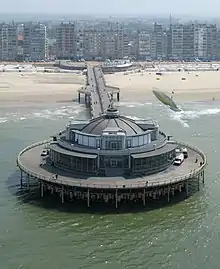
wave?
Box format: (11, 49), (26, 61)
(0, 105), (85, 123)
(119, 102), (153, 108)
(169, 107), (220, 127)
(0, 117), (7, 124)
(127, 115), (145, 121)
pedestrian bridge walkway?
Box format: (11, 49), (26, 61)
(78, 66), (120, 118)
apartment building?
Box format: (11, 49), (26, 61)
(183, 24), (195, 60)
(169, 24), (184, 60)
(74, 26), (84, 60)
(83, 28), (102, 60)
(55, 21), (220, 61)
(115, 25), (130, 59)
(56, 22), (75, 60)
(151, 23), (165, 60)
(0, 23), (17, 61)
(56, 22), (130, 60)
(137, 24), (167, 60)
(137, 31), (151, 60)
(194, 24), (217, 60)
(217, 30), (220, 60)
(23, 23), (48, 61)
(206, 24), (217, 60)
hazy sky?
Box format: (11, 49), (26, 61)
(1, 0), (219, 15)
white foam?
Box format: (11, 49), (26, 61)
(0, 105), (84, 123)
(127, 115), (144, 121)
(169, 107), (220, 127)
(0, 117), (7, 123)
(119, 102), (152, 107)
(31, 106), (83, 120)
(170, 112), (189, 128)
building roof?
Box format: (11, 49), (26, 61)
(81, 114), (144, 136)
(49, 143), (97, 159)
(131, 143), (177, 158)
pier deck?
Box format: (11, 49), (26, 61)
(17, 141), (205, 190)
(79, 66), (120, 118)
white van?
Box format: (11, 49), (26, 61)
(174, 153), (184, 166)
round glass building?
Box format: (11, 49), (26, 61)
(48, 105), (177, 178)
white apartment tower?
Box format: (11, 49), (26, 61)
(194, 24), (217, 60)
(137, 31), (151, 60)
(23, 22), (48, 61)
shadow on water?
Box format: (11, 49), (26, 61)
(8, 170), (204, 215)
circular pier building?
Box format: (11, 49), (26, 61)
(17, 105), (206, 208)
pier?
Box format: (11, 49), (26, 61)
(16, 64), (207, 209)
(17, 139), (206, 208)
(78, 66), (120, 118)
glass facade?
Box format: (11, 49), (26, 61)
(51, 151), (97, 174)
(131, 150), (176, 175)
(69, 130), (154, 150)
(102, 135), (125, 150)
(50, 148), (175, 176)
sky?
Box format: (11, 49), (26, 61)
(1, 0), (220, 16)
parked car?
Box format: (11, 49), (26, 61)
(181, 148), (188, 158)
(173, 153), (184, 166)
(41, 149), (49, 157)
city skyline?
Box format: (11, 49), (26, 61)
(1, 0), (220, 16)
(1, 20), (220, 62)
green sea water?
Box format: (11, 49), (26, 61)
(0, 100), (219, 269)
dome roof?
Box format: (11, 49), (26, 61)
(81, 113), (144, 136)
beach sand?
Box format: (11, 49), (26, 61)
(1, 70), (220, 104)
(0, 72), (85, 103)
(105, 71), (220, 102)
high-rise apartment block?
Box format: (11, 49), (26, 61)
(56, 22), (130, 60)
(23, 22), (48, 61)
(0, 23), (17, 61)
(0, 20), (219, 62)
(166, 23), (218, 61)
(137, 31), (151, 60)
(56, 22), (75, 59)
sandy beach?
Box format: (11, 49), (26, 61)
(105, 71), (220, 102)
(0, 72), (85, 103)
(1, 69), (220, 104)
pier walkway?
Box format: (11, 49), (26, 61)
(17, 140), (206, 190)
(78, 66), (120, 118)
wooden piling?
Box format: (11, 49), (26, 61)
(20, 170), (23, 188)
(40, 181), (44, 198)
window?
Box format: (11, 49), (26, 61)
(96, 139), (100, 148)
(110, 142), (117, 149)
(127, 139), (131, 148)
(111, 159), (118, 167)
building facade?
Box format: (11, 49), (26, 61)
(0, 23), (17, 61)
(182, 24), (195, 60)
(56, 22), (75, 60)
(23, 22), (48, 61)
(0, 20), (219, 62)
(48, 106), (177, 177)
(56, 22), (130, 60)
(137, 31), (151, 60)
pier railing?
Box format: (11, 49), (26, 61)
(17, 140), (207, 190)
